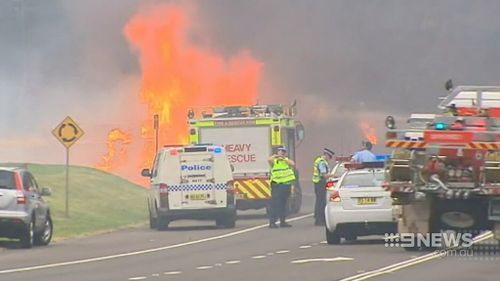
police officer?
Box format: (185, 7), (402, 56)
(268, 146), (296, 228)
(312, 148), (335, 226)
(351, 141), (376, 163)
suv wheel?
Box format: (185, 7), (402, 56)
(326, 228), (341, 245)
(34, 216), (53, 246)
(157, 218), (169, 231)
(20, 219), (34, 248)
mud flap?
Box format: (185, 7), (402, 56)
(494, 221), (500, 241)
(398, 199), (431, 234)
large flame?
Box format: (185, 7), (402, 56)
(359, 122), (378, 145)
(95, 129), (132, 171)
(96, 4), (262, 178)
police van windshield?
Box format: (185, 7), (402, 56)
(341, 171), (385, 188)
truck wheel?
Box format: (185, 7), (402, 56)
(157, 218), (169, 231)
(20, 219), (34, 249)
(34, 216), (53, 246)
(345, 235), (357, 242)
(289, 184), (302, 214)
(326, 228), (341, 245)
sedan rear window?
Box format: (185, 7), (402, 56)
(0, 171), (16, 190)
(341, 171), (385, 188)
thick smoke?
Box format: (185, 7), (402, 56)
(2, 0), (500, 177)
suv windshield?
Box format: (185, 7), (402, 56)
(341, 170), (385, 188)
(0, 170), (16, 190)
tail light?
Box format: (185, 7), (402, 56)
(329, 190), (341, 202)
(325, 181), (335, 191)
(159, 184), (169, 197)
(386, 132), (397, 139)
(16, 191), (26, 204)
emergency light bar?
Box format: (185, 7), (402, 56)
(344, 161), (385, 170)
(335, 156), (352, 162)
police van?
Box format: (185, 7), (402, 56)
(142, 144), (236, 230)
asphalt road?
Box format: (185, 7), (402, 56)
(0, 191), (498, 281)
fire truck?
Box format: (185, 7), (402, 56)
(187, 104), (305, 213)
(384, 85), (500, 248)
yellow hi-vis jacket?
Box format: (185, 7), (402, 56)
(312, 156), (329, 183)
(270, 158), (296, 184)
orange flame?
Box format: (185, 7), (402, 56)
(96, 129), (132, 171)
(96, 4), (262, 177)
(359, 122), (378, 145)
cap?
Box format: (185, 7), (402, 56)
(277, 146), (287, 152)
(324, 148), (335, 158)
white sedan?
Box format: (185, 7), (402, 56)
(325, 167), (397, 244)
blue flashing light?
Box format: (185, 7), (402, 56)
(375, 154), (390, 161)
(435, 123), (447, 130)
(214, 147), (222, 154)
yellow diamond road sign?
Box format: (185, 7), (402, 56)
(52, 116), (84, 148)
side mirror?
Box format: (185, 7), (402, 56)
(296, 123), (305, 142)
(141, 168), (152, 178)
(385, 116), (396, 129)
(41, 187), (52, 196)
(230, 164), (235, 172)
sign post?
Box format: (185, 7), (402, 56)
(52, 116), (84, 218)
(154, 114), (159, 154)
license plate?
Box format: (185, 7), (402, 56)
(189, 194), (207, 200)
(357, 197), (377, 205)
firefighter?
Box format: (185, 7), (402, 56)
(312, 148), (335, 226)
(268, 146), (296, 228)
(351, 141), (376, 163)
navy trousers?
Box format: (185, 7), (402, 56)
(269, 182), (291, 224)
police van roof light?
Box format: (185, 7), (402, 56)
(214, 147), (222, 154)
(435, 123), (447, 130)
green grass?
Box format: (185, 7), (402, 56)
(24, 164), (148, 241)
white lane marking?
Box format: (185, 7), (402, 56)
(196, 266), (213, 270)
(320, 241), (327, 244)
(225, 260), (241, 265)
(164, 271), (182, 275)
(214, 263), (223, 267)
(252, 255), (267, 259)
(276, 250), (290, 254)
(0, 213), (313, 275)
(128, 277), (147, 280)
(151, 273), (160, 277)
(291, 257), (354, 264)
(299, 245), (312, 249)
(267, 252), (274, 256)
(341, 231), (494, 281)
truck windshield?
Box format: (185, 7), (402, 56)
(0, 171), (16, 190)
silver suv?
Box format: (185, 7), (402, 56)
(0, 167), (53, 248)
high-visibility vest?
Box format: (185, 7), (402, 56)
(270, 158), (296, 184)
(312, 156), (329, 183)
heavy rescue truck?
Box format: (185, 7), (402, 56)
(384, 85), (500, 248)
(187, 104), (305, 213)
